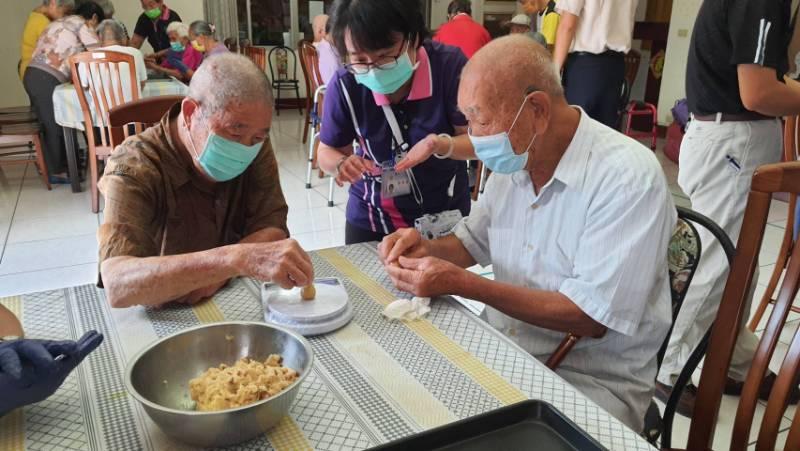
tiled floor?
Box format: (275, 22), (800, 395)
(0, 111), (798, 448)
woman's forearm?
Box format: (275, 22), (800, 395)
(318, 143), (353, 174)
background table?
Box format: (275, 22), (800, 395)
(52, 79), (189, 193)
(0, 244), (654, 450)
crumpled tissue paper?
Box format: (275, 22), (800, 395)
(382, 297), (431, 322)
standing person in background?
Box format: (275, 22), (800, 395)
(518, 0), (560, 49)
(312, 14), (329, 47)
(92, 0), (128, 40)
(317, 20), (342, 83)
(506, 14), (532, 35)
(24, 1), (104, 184)
(434, 0), (491, 59)
(19, 0), (73, 81)
(553, 0), (638, 128)
(130, 0), (181, 52)
(189, 21), (230, 58)
(656, 0), (800, 417)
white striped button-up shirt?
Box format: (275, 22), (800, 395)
(453, 111), (675, 431)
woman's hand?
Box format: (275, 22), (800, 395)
(335, 155), (376, 186)
(395, 134), (442, 172)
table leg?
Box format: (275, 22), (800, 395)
(63, 126), (82, 193)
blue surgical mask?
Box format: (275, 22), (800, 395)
(354, 43), (417, 95)
(170, 41), (185, 52)
(468, 98), (536, 174)
(187, 128), (262, 182)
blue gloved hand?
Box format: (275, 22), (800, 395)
(0, 331), (103, 416)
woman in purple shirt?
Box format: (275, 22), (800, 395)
(318, 0), (478, 244)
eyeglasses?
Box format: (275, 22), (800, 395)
(344, 41), (409, 75)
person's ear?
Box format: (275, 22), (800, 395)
(527, 91), (552, 135)
(181, 98), (200, 130)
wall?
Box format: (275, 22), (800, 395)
(657, 0), (701, 124)
(0, 0), (41, 108)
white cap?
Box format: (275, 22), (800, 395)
(509, 14), (532, 27)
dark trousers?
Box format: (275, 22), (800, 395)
(345, 222), (387, 245)
(23, 67), (67, 174)
(562, 51), (626, 129)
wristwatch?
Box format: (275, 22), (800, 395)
(334, 155), (350, 176)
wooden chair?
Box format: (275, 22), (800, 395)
(674, 161), (800, 451)
(243, 45), (267, 72)
(748, 115), (800, 332)
(0, 123), (50, 190)
(69, 50), (140, 213)
(108, 96), (185, 148)
(298, 40), (324, 144)
(268, 46), (303, 116)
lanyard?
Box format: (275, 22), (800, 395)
(381, 105), (424, 206)
(339, 79), (379, 163)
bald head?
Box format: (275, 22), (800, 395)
(189, 53), (273, 117)
(465, 35), (563, 103)
(313, 14), (329, 43)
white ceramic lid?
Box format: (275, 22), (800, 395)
(262, 278), (354, 336)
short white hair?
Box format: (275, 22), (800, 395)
(188, 53), (274, 117)
(97, 19), (125, 43)
(166, 21), (189, 38)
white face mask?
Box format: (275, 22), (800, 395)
(468, 97), (537, 174)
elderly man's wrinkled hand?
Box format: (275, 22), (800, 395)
(385, 256), (463, 298)
(379, 228), (429, 265)
(239, 240), (315, 289)
(395, 134), (439, 172)
(335, 155), (375, 186)
(0, 332), (103, 416)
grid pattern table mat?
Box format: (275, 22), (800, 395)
(53, 79), (189, 130)
(0, 243), (653, 450)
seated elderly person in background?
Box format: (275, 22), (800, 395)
(99, 53), (314, 308)
(147, 21), (201, 82)
(95, 19), (147, 93)
(379, 36), (675, 431)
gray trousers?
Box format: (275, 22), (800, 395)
(23, 67), (67, 175)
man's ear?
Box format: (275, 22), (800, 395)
(181, 98), (200, 130)
(527, 91), (552, 135)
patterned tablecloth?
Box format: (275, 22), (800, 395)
(52, 79), (189, 130)
(0, 244), (654, 451)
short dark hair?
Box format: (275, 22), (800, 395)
(447, 0), (471, 16)
(330, 0), (430, 55)
(75, 1), (105, 22)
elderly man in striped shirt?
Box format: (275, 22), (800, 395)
(378, 35), (675, 432)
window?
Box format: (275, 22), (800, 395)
(237, 0), (291, 46)
(298, 0), (335, 42)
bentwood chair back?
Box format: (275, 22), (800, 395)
(108, 96), (185, 148)
(682, 162), (800, 451)
(748, 115), (800, 332)
(69, 50), (140, 213)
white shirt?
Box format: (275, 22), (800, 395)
(557, 0), (639, 54)
(453, 110), (675, 431)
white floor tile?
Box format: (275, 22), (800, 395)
(0, 234), (97, 276)
(0, 263), (97, 297)
(748, 429), (789, 450)
(7, 213), (99, 244)
(287, 205), (347, 235)
(293, 227), (346, 252)
(659, 393), (791, 450)
(760, 224), (788, 267)
(768, 200), (790, 226)
(13, 183), (93, 221)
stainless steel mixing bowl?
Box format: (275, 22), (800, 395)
(125, 321), (313, 447)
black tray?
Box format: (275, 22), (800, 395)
(368, 400), (607, 451)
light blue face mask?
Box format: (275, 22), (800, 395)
(170, 41), (185, 52)
(187, 128), (263, 182)
(354, 43), (417, 95)
(468, 97), (536, 174)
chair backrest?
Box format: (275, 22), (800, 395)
(687, 162), (800, 450)
(244, 45), (267, 72)
(624, 49), (642, 88)
(69, 51), (140, 152)
(268, 45), (299, 82)
(108, 95), (184, 148)
(298, 40), (323, 97)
